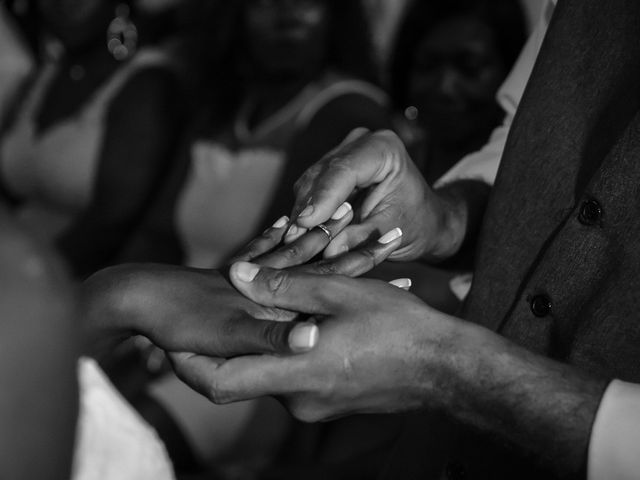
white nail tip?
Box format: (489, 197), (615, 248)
(378, 228), (403, 244)
(389, 278), (412, 290)
(331, 202), (353, 220)
(272, 216), (289, 228)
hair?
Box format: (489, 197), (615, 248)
(389, 0), (527, 108)
(227, 0), (378, 84)
(193, 0), (377, 128)
(322, 0), (378, 84)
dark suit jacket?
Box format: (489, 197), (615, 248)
(382, 1), (640, 478)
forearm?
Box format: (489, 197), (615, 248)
(434, 319), (608, 477)
(425, 179), (491, 263)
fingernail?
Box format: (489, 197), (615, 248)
(284, 225), (307, 243)
(389, 278), (412, 290)
(234, 262), (260, 282)
(331, 202), (352, 220)
(298, 205), (314, 218)
(285, 225), (299, 237)
(378, 227), (403, 244)
(289, 323), (319, 352)
(272, 215), (289, 229)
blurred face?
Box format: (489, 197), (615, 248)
(408, 15), (505, 144)
(244, 0), (329, 79)
(38, 0), (114, 51)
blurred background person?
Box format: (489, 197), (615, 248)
(0, 0), (186, 279)
(122, 0), (389, 267)
(389, 0), (527, 184)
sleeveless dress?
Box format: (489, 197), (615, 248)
(175, 74), (387, 268)
(0, 48), (169, 244)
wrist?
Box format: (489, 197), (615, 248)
(80, 266), (142, 358)
(421, 186), (469, 262)
(434, 318), (608, 476)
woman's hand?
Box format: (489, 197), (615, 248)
(82, 202), (403, 360)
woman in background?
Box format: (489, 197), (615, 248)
(122, 0), (389, 267)
(389, 0), (526, 184)
(0, 0), (185, 278)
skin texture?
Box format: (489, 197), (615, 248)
(0, 207), (78, 480)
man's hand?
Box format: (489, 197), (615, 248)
(169, 264), (455, 417)
(170, 264), (608, 477)
(290, 129), (469, 262)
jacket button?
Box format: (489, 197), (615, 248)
(578, 199), (602, 225)
(530, 295), (552, 317)
(445, 461), (467, 480)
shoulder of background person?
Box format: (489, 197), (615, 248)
(295, 70), (390, 132)
(107, 59), (185, 117)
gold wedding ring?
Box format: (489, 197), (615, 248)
(315, 223), (333, 242)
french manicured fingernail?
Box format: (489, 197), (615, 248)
(272, 215), (289, 229)
(289, 323), (319, 352)
(298, 204), (314, 218)
(285, 225), (307, 243)
(331, 202), (352, 220)
(389, 278), (412, 290)
(234, 262), (260, 282)
(378, 227), (403, 244)
(285, 224), (299, 237)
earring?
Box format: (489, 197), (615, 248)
(107, 4), (138, 61)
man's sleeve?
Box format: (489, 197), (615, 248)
(434, 0), (555, 188)
(588, 380), (640, 480)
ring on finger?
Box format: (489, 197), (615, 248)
(315, 223), (333, 242)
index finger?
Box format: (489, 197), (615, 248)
(229, 262), (350, 316)
(292, 130), (402, 229)
(169, 352), (299, 404)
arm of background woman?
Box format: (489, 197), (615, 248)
(0, 206), (78, 480)
(56, 67), (184, 278)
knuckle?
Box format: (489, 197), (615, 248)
(376, 128), (401, 145)
(282, 244), (302, 260)
(206, 377), (233, 405)
(266, 270), (292, 297)
(358, 247), (379, 267)
(313, 260), (340, 276)
(261, 321), (286, 351)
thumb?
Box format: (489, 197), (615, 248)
(230, 261), (347, 316)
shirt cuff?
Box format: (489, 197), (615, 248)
(588, 379), (640, 480)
